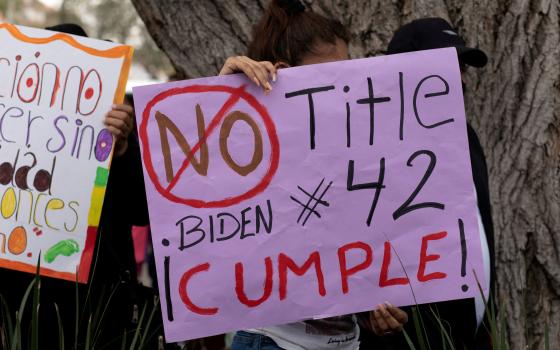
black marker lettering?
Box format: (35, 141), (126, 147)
(177, 215), (205, 250)
(209, 215), (215, 243)
(255, 199), (273, 234)
(346, 102), (351, 148)
(393, 150), (445, 220)
(356, 77), (391, 145)
(399, 72), (405, 140)
(164, 256), (174, 321)
(216, 212), (240, 241)
(285, 85), (335, 150)
(413, 75), (454, 129)
(240, 207), (255, 239)
(347, 158), (386, 226)
(458, 218), (469, 292)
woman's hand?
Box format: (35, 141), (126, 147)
(104, 103), (134, 157)
(219, 56), (277, 94)
(369, 302), (408, 336)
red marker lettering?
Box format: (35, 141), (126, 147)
(235, 257), (273, 307)
(417, 231), (448, 282)
(338, 241), (373, 294)
(278, 251), (326, 300)
(379, 241), (409, 287)
(178, 262), (219, 315)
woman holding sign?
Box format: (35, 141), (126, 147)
(219, 1), (408, 349)
(0, 23), (157, 349)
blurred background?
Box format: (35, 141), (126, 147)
(0, 0), (173, 90)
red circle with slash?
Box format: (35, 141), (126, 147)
(139, 84), (280, 208)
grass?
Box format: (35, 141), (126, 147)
(386, 241), (549, 350)
(0, 265), (550, 349)
(0, 268), (161, 350)
(401, 272), (551, 350)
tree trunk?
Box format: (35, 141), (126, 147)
(131, 0), (560, 348)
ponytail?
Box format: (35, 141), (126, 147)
(247, 0), (349, 65)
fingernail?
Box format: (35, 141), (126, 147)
(253, 77), (260, 87)
(272, 73), (277, 82)
(385, 301), (392, 307)
(265, 82), (273, 91)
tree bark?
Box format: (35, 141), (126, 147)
(131, 0), (560, 348)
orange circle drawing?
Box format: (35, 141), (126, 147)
(8, 226), (27, 255)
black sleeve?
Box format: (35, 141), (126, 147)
(105, 131), (150, 228)
(466, 123), (495, 289)
(124, 132), (150, 227)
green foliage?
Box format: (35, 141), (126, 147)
(0, 262), (551, 349)
(1, 0), (172, 80)
(410, 306), (430, 350)
(0, 270), (160, 350)
(54, 304), (64, 350)
(61, 0), (173, 79)
(10, 277), (35, 350)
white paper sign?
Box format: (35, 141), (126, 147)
(0, 23), (132, 282)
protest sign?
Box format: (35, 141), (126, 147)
(133, 47), (486, 342)
(0, 24), (132, 283)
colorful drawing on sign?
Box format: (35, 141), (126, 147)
(133, 48), (486, 342)
(0, 23), (132, 283)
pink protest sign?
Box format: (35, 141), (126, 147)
(133, 48), (486, 342)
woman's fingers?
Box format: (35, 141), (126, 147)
(239, 56), (273, 92)
(219, 56), (253, 77)
(105, 103), (134, 139)
(370, 303), (408, 336)
(105, 109), (128, 122)
(372, 309), (389, 332)
(378, 303), (404, 332)
(233, 57), (260, 85)
(219, 56), (276, 93)
(261, 61), (277, 82)
(369, 314), (383, 335)
(111, 103), (134, 115)
(386, 303), (408, 324)
(105, 115), (127, 131)
(219, 56), (239, 75)
(105, 125), (123, 138)
(105, 112), (129, 129)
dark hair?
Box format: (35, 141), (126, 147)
(247, 0), (350, 66)
(45, 23), (88, 37)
